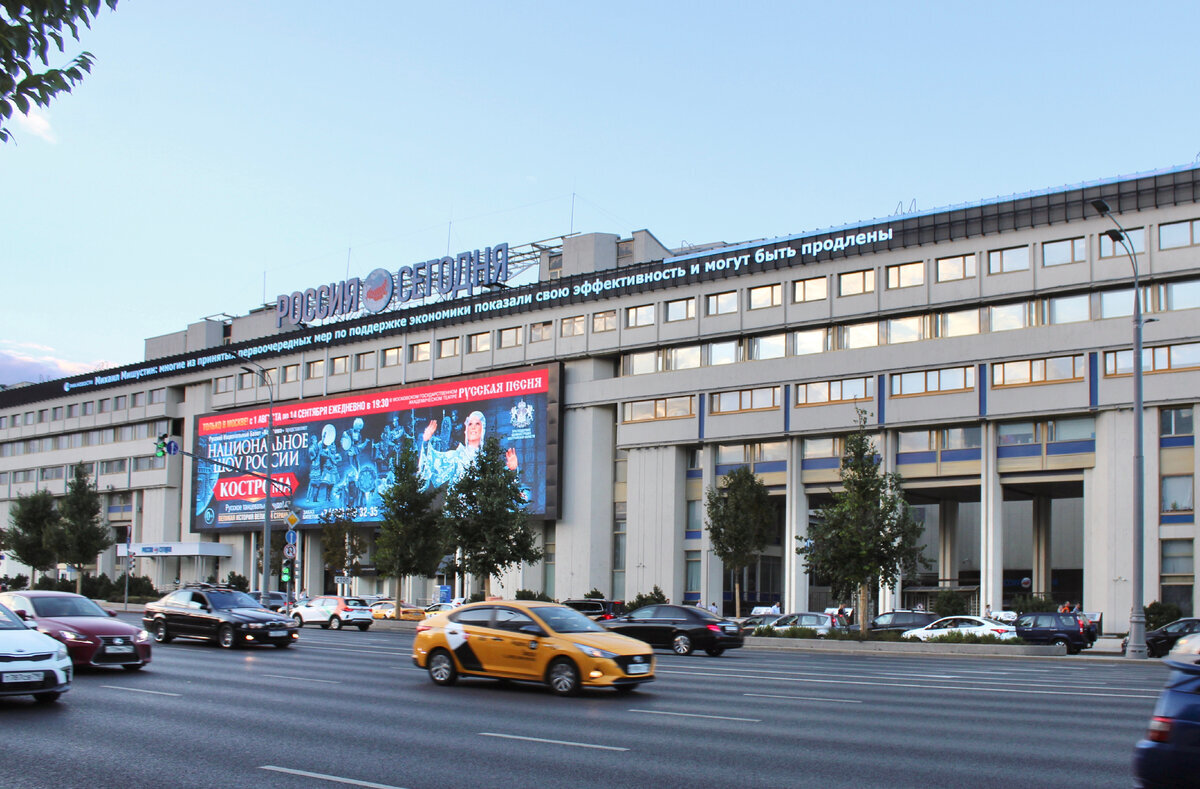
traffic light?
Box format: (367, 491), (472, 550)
(281, 560), (292, 584)
(155, 434), (168, 457)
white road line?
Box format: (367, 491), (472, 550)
(629, 709), (761, 722)
(744, 693), (862, 704)
(100, 685), (181, 697)
(260, 766), (407, 788)
(479, 733), (628, 751)
(262, 674), (342, 684)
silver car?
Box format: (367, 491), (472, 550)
(769, 611), (846, 636)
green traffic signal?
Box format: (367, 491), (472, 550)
(281, 562), (292, 583)
(155, 433), (167, 457)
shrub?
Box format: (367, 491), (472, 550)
(0, 574), (29, 590)
(907, 632), (1026, 645)
(224, 572), (250, 592)
(1010, 593), (1058, 615)
(515, 589), (553, 601)
(467, 591), (485, 603)
(932, 589), (968, 618)
(1145, 601), (1183, 631)
(583, 588), (606, 599)
(625, 585), (668, 613)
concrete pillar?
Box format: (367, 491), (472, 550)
(1032, 496), (1052, 598)
(940, 501), (959, 587)
(981, 422), (1004, 611)
(784, 435), (810, 613)
(878, 429), (898, 614)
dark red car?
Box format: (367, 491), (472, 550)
(0, 590), (152, 671)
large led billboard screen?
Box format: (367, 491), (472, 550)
(191, 366), (560, 532)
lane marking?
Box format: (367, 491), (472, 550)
(629, 709), (761, 722)
(745, 693), (862, 704)
(261, 766), (407, 788)
(100, 685), (180, 697)
(479, 733), (628, 751)
(262, 674), (342, 684)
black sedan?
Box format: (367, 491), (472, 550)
(1125, 617), (1200, 658)
(142, 584), (298, 649)
(601, 604), (743, 656)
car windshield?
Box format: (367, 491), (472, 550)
(208, 591), (263, 609)
(32, 596), (109, 618)
(534, 606), (605, 634)
(0, 603), (24, 630)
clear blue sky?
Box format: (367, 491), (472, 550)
(3, 1), (1198, 386)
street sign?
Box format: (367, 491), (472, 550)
(334, 575), (351, 584)
(284, 529), (298, 545)
(282, 543), (297, 559)
(285, 511), (300, 528)
(165, 440), (180, 456)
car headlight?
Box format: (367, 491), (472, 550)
(40, 626), (88, 641)
(574, 642), (618, 659)
(135, 630), (151, 643)
(55, 645), (69, 661)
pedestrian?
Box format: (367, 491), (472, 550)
(1071, 602), (1082, 614)
(1059, 601), (1071, 613)
(770, 601), (780, 615)
(984, 603), (992, 619)
(708, 601), (718, 615)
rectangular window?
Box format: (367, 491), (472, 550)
(749, 334), (786, 360)
(622, 396), (694, 423)
(1159, 219), (1200, 250)
(793, 328), (826, 355)
(664, 345), (701, 371)
(626, 304), (655, 328)
(685, 551), (701, 592)
(686, 500), (703, 532)
(708, 340), (741, 366)
(592, 310), (616, 333)
(306, 360), (324, 379)
(133, 455), (166, 472)
(941, 426), (982, 450)
(756, 441), (787, 462)
(711, 386), (781, 414)
(113, 395), (127, 410)
(1048, 417), (1095, 442)
(409, 343), (430, 363)
(890, 365), (974, 396)
(355, 351), (375, 371)
(838, 269), (875, 296)
(100, 459), (127, 475)
(988, 246), (1030, 274)
(1162, 475), (1194, 513)
(498, 327), (522, 348)
(560, 315), (585, 337)
(467, 332), (490, 354)
(707, 291), (738, 315)
(803, 437), (838, 457)
(897, 430), (934, 453)
(213, 376), (233, 393)
(989, 303), (1029, 332)
(886, 261), (924, 289)
(13, 470), (34, 483)
(330, 356), (348, 375)
(37, 409), (48, 423)
(1100, 288), (1141, 319)
(623, 351), (659, 376)
(665, 298), (695, 322)
(1042, 237), (1086, 267)
(281, 364), (299, 383)
(1162, 539), (1194, 575)
(97, 400), (110, 413)
(936, 254), (977, 283)
(437, 338), (459, 359)
(39, 466), (64, 481)
(1161, 407), (1194, 437)
(529, 321), (553, 342)
(1099, 227), (1145, 257)
(238, 371), (256, 390)
(886, 316), (924, 344)
(131, 392), (145, 407)
(796, 376), (873, 406)
(992, 354), (1084, 386)
(998, 422), (1039, 445)
(748, 283), (782, 309)
(1046, 294), (1090, 324)
(841, 321), (879, 349)
(1166, 280), (1200, 311)
(793, 276), (828, 302)
(82, 401), (95, 415)
(381, 347), (401, 367)
(939, 308), (980, 337)
(51, 406), (63, 420)
(716, 444), (747, 464)
(1105, 342), (1200, 375)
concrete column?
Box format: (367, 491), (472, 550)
(981, 422), (1004, 611)
(878, 429), (898, 614)
(702, 446), (724, 613)
(1032, 496), (1052, 597)
(784, 435), (810, 613)
(940, 501), (959, 587)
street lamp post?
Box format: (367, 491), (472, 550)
(1091, 198), (1148, 660)
(241, 360), (275, 602)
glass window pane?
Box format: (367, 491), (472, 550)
(666, 345), (701, 370)
(717, 392), (741, 412)
(990, 303), (1027, 331)
(716, 444), (745, 464)
(998, 422), (1038, 445)
(1171, 343), (1200, 369)
(709, 341), (739, 365)
(940, 367), (966, 390)
(1048, 295), (1090, 324)
(750, 387), (777, 409)
(752, 334), (786, 360)
(843, 322), (879, 348)
(794, 329), (825, 355)
(1100, 289), (1135, 318)
(897, 430), (933, 453)
(841, 378), (867, 400)
(896, 371), (924, 394)
(1159, 221), (1192, 249)
(1162, 476), (1194, 512)
(888, 316), (922, 344)
(942, 426), (982, 449)
(664, 397), (692, 418)
(757, 441), (787, 462)
(1166, 280), (1200, 311)
(1051, 417), (1095, 441)
(804, 382), (830, 404)
(803, 437), (835, 457)
(1045, 356), (1078, 380)
(942, 309), (979, 337)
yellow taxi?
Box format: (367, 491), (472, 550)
(412, 600), (654, 695)
(371, 600), (425, 621)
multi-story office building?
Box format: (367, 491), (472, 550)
(1, 165), (1197, 630)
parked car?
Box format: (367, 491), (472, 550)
(292, 595), (373, 630)
(903, 616), (1017, 641)
(0, 602), (73, 703)
(1125, 618), (1200, 659)
(562, 599), (625, 621)
(413, 600), (654, 696)
(371, 600), (425, 620)
(601, 604), (743, 656)
(424, 602), (457, 617)
(870, 610), (938, 633)
(1133, 633), (1200, 787)
(769, 611), (848, 636)
(249, 591), (292, 612)
(738, 613), (783, 633)
(0, 590), (151, 671)
(142, 584), (299, 648)
(1013, 612), (1089, 653)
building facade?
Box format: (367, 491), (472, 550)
(2, 166), (1197, 630)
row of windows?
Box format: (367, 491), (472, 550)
(0, 420), (169, 459)
(4, 390), (166, 430)
(0, 455), (163, 485)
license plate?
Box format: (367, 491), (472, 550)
(269, 630), (286, 638)
(2, 672), (42, 683)
(723, 625), (737, 632)
(107, 645), (134, 654)
(627, 663), (650, 675)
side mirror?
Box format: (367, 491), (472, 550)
(519, 624), (546, 638)
(13, 609), (29, 620)
(107, 609), (118, 617)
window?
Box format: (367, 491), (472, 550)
(712, 387), (781, 414)
(748, 284), (782, 309)
(622, 396), (694, 422)
(664, 345), (701, 371)
(1161, 408), (1194, 437)
(1042, 237), (1086, 267)
(890, 366), (974, 396)
(131, 392), (145, 407)
(560, 315), (585, 337)
(498, 327), (522, 349)
(686, 500), (703, 534)
(886, 261), (924, 289)
(1048, 417), (1095, 442)
(529, 321), (553, 342)
(708, 340), (741, 366)
(756, 441), (786, 462)
(886, 316), (924, 344)
(626, 304), (655, 328)
(355, 351), (375, 371)
(707, 291), (737, 315)
(133, 455), (166, 471)
(989, 303), (1029, 332)
(840, 321), (879, 349)
(1099, 227), (1145, 257)
(40, 466), (64, 481)
(992, 355), (1084, 386)
(467, 332), (490, 353)
(381, 347), (401, 367)
(1045, 294), (1090, 324)
(281, 365), (299, 383)
(113, 395), (127, 410)
(592, 310), (616, 333)
(330, 356), (348, 375)
(939, 308), (980, 337)
(716, 444), (747, 465)
(838, 269), (875, 296)
(238, 371), (255, 390)
(82, 401), (95, 415)
(796, 376), (872, 405)
(936, 253), (977, 282)
(793, 276), (828, 302)
(988, 246), (1029, 274)
(803, 437), (838, 457)
(897, 430), (934, 453)
(410, 342), (430, 362)
(1159, 219), (1200, 250)
(1099, 288), (1147, 319)
(100, 459), (127, 475)
(997, 422), (1039, 445)
(24, 411), (34, 425)
(13, 470), (34, 483)
(942, 426), (982, 450)
(306, 360), (324, 379)
(1162, 476), (1194, 513)
(622, 351), (659, 376)
(1162, 539), (1194, 577)
(213, 376), (233, 394)
(51, 406), (63, 420)
(1165, 280), (1200, 311)
(1105, 342), (1200, 375)
(97, 400), (110, 413)
(612, 517), (626, 602)
(37, 409), (48, 423)
(666, 298), (695, 322)
(793, 328), (826, 355)
(749, 334), (786, 360)
(685, 551), (701, 593)
(437, 338), (459, 359)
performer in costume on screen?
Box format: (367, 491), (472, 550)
(417, 410), (517, 491)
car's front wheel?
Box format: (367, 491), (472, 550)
(428, 650), (457, 686)
(292, 615), (303, 628)
(153, 620), (172, 643)
(329, 616), (342, 631)
(217, 625), (236, 649)
(672, 633), (694, 656)
(547, 658), (580, 696)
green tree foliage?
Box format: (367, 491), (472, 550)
(375, 438), (445, 579)
(705, 465), (774, 618)
(319, 507), (368, 577)
(442, 435), (542, 595)
(583, 588), (605, 599)
(1, 1), (118, 143)
(625, 585), (668, 613)
(4, 488), (62, 581)
(515, 589), (553, 602)
(1145, 600), (1183, 631)
(796, 410), (927, 632)
(58, 463), (112, 593)
(932, 589), (968, 618)
(1010, 593), (1058, 615)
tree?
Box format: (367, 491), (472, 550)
(4, 488), (62, 585)
(796, 410), (927, 634)
(1, 1), (119, 143)
(58, 463), (112, 593)
(375, 437), (445, 580)
(705, 464), (774, 618)
(442, 434), (542, 597)
(319, 507), (368, 582)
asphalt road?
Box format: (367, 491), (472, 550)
(0, 614), (1168, 789)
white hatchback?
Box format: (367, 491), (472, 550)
(902, 615), (1017, 641)
(291, 596), (373, 631)
(0, 602), (72, 703)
